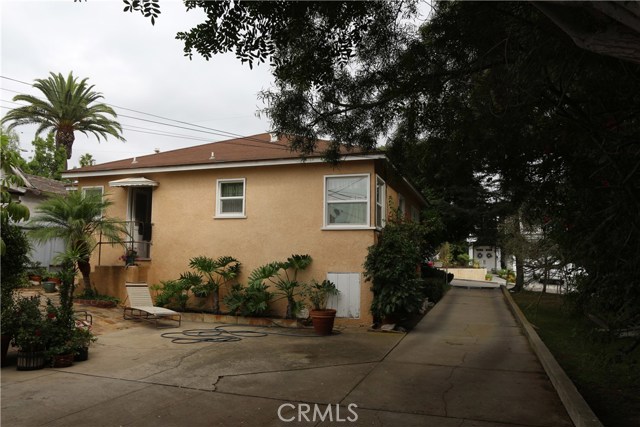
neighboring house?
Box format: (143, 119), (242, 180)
(468, 244), (503, 271)
(3, 168), (67, 270)
(61, 133), (427, 325)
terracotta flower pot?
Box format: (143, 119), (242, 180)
(310, 309), (337, 336)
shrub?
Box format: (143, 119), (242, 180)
(223, 282), (272, 317)
(364, 215), (429, 322)
(0, 224), (30, 289)
(422, 278), (446, 303)
(456, 253), (470, 266)
(249, 254), (311, 319)
(152, 280), (190, 311)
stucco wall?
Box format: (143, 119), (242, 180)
(80, 160), (427, 325)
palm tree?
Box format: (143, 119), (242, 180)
(28, 191), (129, 292)
(1, 72), (124, 169)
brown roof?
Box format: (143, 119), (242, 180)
(68, 133), (374, 174)
(20, 172), (67, 196)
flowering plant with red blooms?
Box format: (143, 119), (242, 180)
(42, 300), (77, 356)
(11, 296), (46, 352)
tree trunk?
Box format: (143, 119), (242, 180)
(285, 298), (294, 319)
(513, 254), (525, 292)
(77, 259), (92, 292)
(213, 290), (220, 315)
(55, 128), (75, 169)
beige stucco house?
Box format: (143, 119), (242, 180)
(62, 133), (426, 325)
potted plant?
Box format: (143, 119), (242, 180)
(72, 324), (96, 362)
(119, 248), (138, 266)
(43, 300), (76, 368)
(305, 280), (340, 336)
(12, 296), (47, 370)
(44, 271), (62, 285)
(1, 224), (32, 365)
(26, 261), (46, 285)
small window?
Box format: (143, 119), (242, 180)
(216, 179), (245, 217)
(398, 194), (406, 218)
(81, 186), (104, 218)
(375, 176), (386, 228)
(325, 175), (370, 227)
(82, 186), (103, 199)
(411, 206), (420, 223)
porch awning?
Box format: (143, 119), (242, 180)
(108, 177), (158, 187)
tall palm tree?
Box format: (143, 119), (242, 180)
(1, 72), (124, 169)
(28, 191), (129, 292)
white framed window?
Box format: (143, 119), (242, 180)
(216, 178), (246, 218)
(81, 186), (104, 218)
(375, 176), (386, 228)
(82, 186), (104, 199)
(324, 174), (370, 228)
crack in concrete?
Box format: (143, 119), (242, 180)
(211, 375), (223, 391)
(441, 367), (456, 417)
(136, 347), (204, 381)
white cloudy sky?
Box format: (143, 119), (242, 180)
(1, 0), (275, 168)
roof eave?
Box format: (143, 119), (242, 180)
(62, 154), (386, 179)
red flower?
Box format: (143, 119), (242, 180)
(47, 312), (56, 319)
(34, 329), (42, 336)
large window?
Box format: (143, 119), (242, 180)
(216, 179), (245, 217)
(325, 175), (369, 227)
(375, 176), (386, 228)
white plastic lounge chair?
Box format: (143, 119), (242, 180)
(123, 282), (181, 328)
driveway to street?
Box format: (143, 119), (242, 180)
(1, 287), (572, 427)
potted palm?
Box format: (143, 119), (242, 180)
(305, 280), (340, 336)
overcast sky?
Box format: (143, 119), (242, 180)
(1, 0), (275, 168)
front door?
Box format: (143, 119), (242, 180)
(128, 187), (153, 258)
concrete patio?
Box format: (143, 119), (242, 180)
(1, 287), (575, 427)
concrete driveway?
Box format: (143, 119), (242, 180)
(1, 288), (573, 427)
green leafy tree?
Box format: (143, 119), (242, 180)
(1, 133), (30, 255)
(23, 133), (67, 180)
(126, 1), (640, 324)
(1, 71), (125, 169)
(28, 191), (128, 292)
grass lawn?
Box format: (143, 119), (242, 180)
(512, 291), (640, 427)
